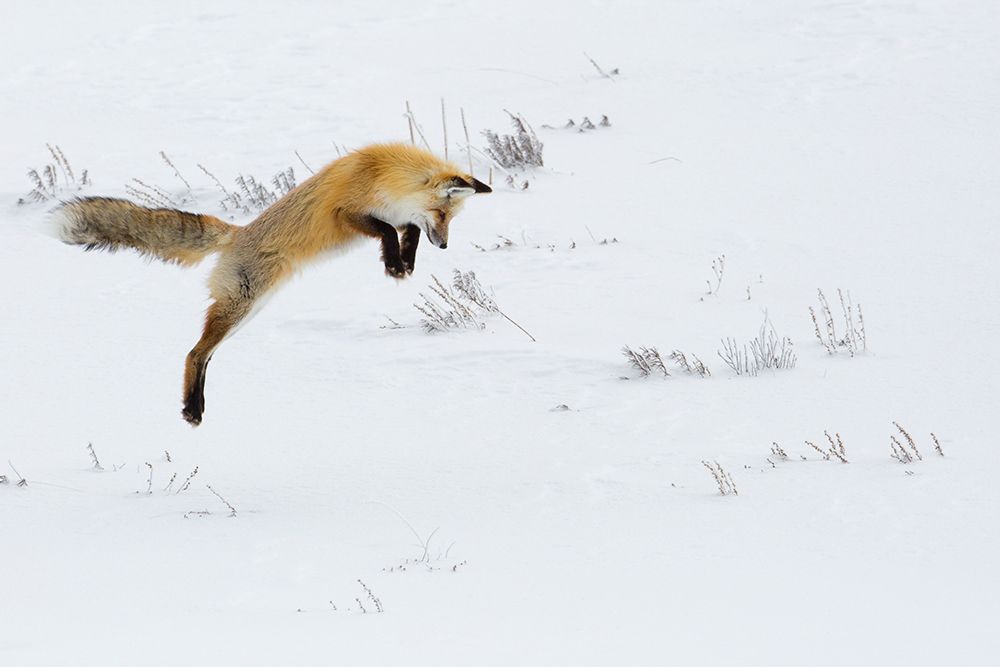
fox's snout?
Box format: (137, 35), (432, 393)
(425, 223), (448, 249)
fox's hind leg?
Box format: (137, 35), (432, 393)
(181, 296), (254, 426)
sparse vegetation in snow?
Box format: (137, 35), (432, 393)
(17, 144), (89, 205)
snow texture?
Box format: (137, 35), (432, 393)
(2, 0), (998, 664)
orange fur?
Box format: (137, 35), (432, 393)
(55, 142), (491, 425)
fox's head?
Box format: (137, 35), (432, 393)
(413, 172), (493, 249)
(363, 143), (492, 249)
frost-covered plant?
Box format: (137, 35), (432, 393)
(471, 235), (517, 252)
(176, 466), (199, 494)
(706, 255), (725, 295)
(809, 288), (866, 356)
(770, 442), (789, 461)
(206, 484), (237, 517)
(233, 173), (274, 212)
(18, 144), (89, 205)
(702, 461), (738, 496)
(483, 110), (543, 169)
(160, 151), (193, 197)
(234, 168), (296, 212)
(356, 579), (384, 614)
(414, 274), (485, 333)
(889, 435), (913, 464)
(86, 442), (104, 471)
(541, 115), (611, 132)
(7, 461), (28, 487)
(583, 52), (619, 80)
(125, 178), (180, 208)
(623, 346), (711, 378)
(622, 346), (668, 377)
(718, 314), (796, 376)
(889, 422), (925, 463)
(198, 164), (296, 215)
(824, 430), (849, 463)
(669, 350), (711, 377)
(803, 431), (848, 463)
(415, 270), (535, 341)
(931, 432), (944, 457)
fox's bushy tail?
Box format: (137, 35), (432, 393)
(53, 197), (237, 266)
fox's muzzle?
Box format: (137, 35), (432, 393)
(426, 226), (448, 249)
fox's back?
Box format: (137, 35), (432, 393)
(233, 143), (461, 262)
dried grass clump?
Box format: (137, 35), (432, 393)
(86, 442), (104, 471)
(809, 288), (866, 356)
(415, 274), (484, 333)
(471, 235), (517, 252)
(889, 422), (942, 462)
(18, 144), (89, 205)
(770, 442), (789, 461)
(622, 346), (710, 378)
(483, 110), (543, 169)
(702, 461), (738, 496)
(541, 115), (611, 132)
(824, 430), (849, 463)
(415, 270), (535, 341)
(803, 431), (848, 463)
(889, 435), (914, 464)
(718, 314), (796, 376)
(7, 460), (28, 486)
(706, 254), (725, 296)
(669, 350), (711, 377)
(234, 168), (296, 212)
(622, 346), (668, 377)
(125, 178), (180, 209)
(198, 164), (296, 215)
(583, 52), (619, 80)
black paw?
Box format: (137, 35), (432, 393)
(182, 394), (204, 427)
(402, 259), (415, 275)
(181, 408), (202, 427)
(385, 259), (407, 279)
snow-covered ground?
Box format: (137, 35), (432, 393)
(2, 0), (998, 664)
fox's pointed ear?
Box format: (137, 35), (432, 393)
(444, 176), (492, 198)
(445, 185), (476, 199)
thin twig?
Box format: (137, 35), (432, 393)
(8, 460), (27, 487)
(198, 164), (231, 199)
(87, 442), (104, 471)
(206, 484), (237, 516)
(367, 500), (438, 563)
(404, 101), (431, 151)
(160, 151), (192, 193)
(583, 52), (615, 82)
(405, 101), (415, 145)
(441, 97), (448, 161)
(295, 150), (315, 175)
(460, 107), (474, 178)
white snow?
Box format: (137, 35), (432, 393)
(2, 0), (998, 664)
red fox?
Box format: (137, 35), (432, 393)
(53, 142), (491, 426)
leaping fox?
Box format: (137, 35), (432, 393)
(53, 143), (492, 426)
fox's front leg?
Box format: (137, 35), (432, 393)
(348, 214), (407, 278)
(400, 224), (420, 275)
